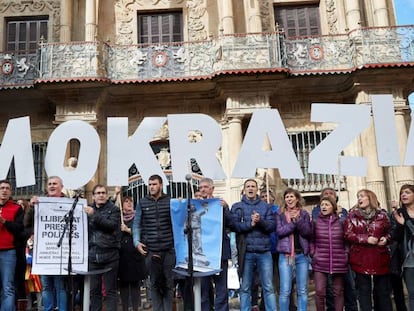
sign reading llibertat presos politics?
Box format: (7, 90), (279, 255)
(0, 94), (412, 188)
(32, 197), (88, 275)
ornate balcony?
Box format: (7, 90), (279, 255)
(1, 25), (413, 89)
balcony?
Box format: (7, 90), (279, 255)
(0, 25), (413, 89)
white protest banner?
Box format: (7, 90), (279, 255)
(32, 197), (88, 275)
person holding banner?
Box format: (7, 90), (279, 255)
(199, 177), (232, 311)
(132, 174), (175, 311)
(230, 179), (277, 311)
(30, 176), (68, 311)
(84, 184), (121, 311)
(0, 179), (24, 311)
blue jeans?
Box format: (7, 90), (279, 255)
(0, 249), (16, 311)
(239, 251), (276, 311)
(40, 275), (67, 311)
(279, 253), (309, 311)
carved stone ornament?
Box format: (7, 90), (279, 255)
(0, 0), (61, 42)
(326, 0), (338, 34)
(115, 0), (207, 44)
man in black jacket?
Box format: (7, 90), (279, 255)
(132, 174), (175, 311)
(84, 184), (121, 311)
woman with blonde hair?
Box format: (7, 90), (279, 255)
(344, 189), (392, 311)
(276, 188), (312, 311)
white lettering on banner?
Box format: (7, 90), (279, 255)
(308, 104), (370, 176)
(0, 95), (411, 188)
(0, 117), (34, 187)
(45, 120), (101, 190)
(107, 117), (168, 186)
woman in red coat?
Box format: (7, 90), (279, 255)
(344, 189), (392, 311)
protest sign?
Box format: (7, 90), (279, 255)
(32, 197), (88, 275)
(171, 198), (223, 272)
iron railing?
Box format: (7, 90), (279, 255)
(1, 25), (412, 88)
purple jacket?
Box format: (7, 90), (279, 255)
(276, 209), (312, 255)
(311, 214), (348, 274)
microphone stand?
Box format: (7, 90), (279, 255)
(185, 175), (194, 310)
(57, 193), (80, 311)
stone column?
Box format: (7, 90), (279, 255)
(372, 0), (389, 26)
(221, 0), (235, 35)
(388, 104), (414, 199)
(60, 0), (72, 42)
(344, 0), (361, 30)
(357, 91), (387, 207)
(85, 0), (97, 41)
(244, 0), (262, 33)
(222, 111), (244, 204)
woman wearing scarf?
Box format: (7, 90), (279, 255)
(118, 196), (147, 311)
(276, 188), (312, 311)
(344, 189), (392, 311)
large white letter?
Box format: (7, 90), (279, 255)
(45, 120), (100, 189)
(168, 114), (226, 182)
(0, 116), (35, 187)
(372, 94), (400, 166)
(232, 109), (303, 179)
(404, 110), (414, 165)
(308, 104), (370, 176)
(107, 117), (168, 186)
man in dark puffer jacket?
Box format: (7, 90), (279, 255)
(132, 174), (175, 311)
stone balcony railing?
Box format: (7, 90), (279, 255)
(0, 25), (413, 89)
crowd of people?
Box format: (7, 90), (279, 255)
(1, 173), (414, 311)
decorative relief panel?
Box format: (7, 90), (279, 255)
(260, 0), (274, 33)
(115, 0), (207, 44)
(0, 0), (61, 42)
(325, 0), (338, 34)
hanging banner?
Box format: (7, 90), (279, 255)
(171, 198), (223, 272)
(32, 197), (88, 275)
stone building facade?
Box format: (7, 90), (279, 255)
(0, 0), (413, 209)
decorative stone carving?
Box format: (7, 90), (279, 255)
(187, 0), (207, 41)
(114, 0), (205, 44)
(259, 0), (273, 33)
(0, 0), (61, 42)
(326, 0), (338, 34)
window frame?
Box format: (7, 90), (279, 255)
(137, 11), (183, 44)
(274, 4), (321, 38)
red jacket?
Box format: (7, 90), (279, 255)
(344, 208), (391, 275)
(0, 199), (24, 250)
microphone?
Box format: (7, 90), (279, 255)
(185, 174), (192, 182)
(72, 189), (83, 198)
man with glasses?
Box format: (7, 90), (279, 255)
(84, 184), (121, 311)
(0, 179), (24, 311)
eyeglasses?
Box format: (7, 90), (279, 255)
(94, 191), (107, 195)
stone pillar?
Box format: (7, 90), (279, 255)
(85, 0), (97, 41)
(221, 0), (235, 35)
(60, 0), (72, 42)
(344, 0), (361, 30)
(372, 0), (389, 26)
(244, 0), (262, 33)
(357, 91), (387, 207)
(388, 101), (414, 199)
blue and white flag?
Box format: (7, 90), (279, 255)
(171, 198), (223, 272)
